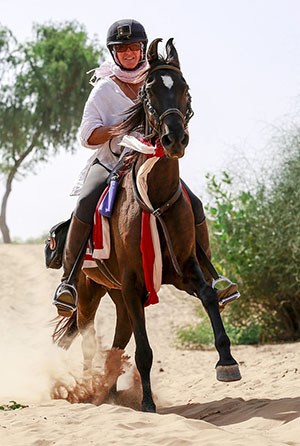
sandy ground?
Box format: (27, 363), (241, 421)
(1, 244), (300, 446)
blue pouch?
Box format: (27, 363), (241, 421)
(99, 180), (118, 217)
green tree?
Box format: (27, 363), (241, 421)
(0, 22), (104, 242)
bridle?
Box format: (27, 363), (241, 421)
(139, 64), (194, 138)
(130, 63), (195, 279)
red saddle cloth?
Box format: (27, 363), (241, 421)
(83, 186), (110, 267)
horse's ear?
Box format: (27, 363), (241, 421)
(166, 38), (180, 68)
(147, 38), (162, 65)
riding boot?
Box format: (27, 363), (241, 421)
(53, 214), (92, 317)
(195, 219), (239, 312)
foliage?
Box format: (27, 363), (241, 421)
(0, 401), (28, 411)
(175, 309), (261, 349)
(7, 232), (49, 244)
(176, 319), (214, 349)
(0, 21), (104, 166)
(0, 21), (105, 242)
(204, 124), (300, 342)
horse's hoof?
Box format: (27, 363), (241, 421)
(216, 364), (242, 382)
(142, 402), (156, 413)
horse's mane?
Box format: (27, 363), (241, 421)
(116, 101), (145, 136)
(113, 55), (180, 137)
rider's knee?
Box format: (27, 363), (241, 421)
(75, 193), (97, 224)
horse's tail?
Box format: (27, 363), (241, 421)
(51, 311), (79, 350)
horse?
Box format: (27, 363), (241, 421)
(52, 38), (241, 413)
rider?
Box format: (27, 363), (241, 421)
(53, 19), (237, 318)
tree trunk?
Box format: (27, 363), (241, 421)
(0, 142), (36, 243)
(0, 172), (14, 243)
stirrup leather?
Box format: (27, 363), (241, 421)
(52, 281), (78, 313)
(212, 275), (240, 307)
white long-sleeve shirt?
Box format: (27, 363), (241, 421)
(71, 77), (135, 195)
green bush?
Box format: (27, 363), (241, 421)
(0, 401), (28, 411)
(176, 319), (214, 349)
(176, 310), (261, 349)
(204, 123), (300, 342)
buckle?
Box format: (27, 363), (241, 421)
(152, 208), (162, 217)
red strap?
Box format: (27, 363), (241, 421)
(140, 210), (159, 307)
(182, 184), (191, 206)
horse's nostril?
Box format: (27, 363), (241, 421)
(162, 134), (172, 147)
(181, 133), (189, 147)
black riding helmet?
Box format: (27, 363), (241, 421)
(106, 19), (148, 70)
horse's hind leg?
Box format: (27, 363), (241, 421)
(122, 273), (156, 413)
(185, 259), (241, 382)
(108, 289), (132, 350)
(77, 274), (106, 374)
(103, 289), (133, 400)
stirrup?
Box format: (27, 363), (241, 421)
(212, 275), (240, 308)
(52, 281), (78, 315)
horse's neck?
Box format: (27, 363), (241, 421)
(144, 156), (180, 209)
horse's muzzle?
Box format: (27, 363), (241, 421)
(161, 129), (189, 159)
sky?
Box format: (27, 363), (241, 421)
(1, 0), (300, 240)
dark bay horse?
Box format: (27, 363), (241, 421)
(53, 38), (241, 413)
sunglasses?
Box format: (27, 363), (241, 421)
(115, 43), (141, 53)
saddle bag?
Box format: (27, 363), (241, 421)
(44, 218), (71, 269)
(99, 174), (119, 218)
(99, 158), (130, 218)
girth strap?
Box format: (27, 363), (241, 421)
(132, 161), (183, 278)
(94, 259), (122, 288)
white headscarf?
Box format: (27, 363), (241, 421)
(87, 60), (149, 86)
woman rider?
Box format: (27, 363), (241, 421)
(53, 19), (236, 317)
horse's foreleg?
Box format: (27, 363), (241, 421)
(184, 259), (241, 382)
(77, 276), (106, 375)
(122, 273), (156, 413)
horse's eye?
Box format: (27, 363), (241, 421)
(145, 79), (155, 94)
(146, 88), (154, 98)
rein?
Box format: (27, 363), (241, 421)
(140, 64), (194, 138)
(132, 159), (183, 278)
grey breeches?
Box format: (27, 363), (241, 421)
(74, 161), (205, 226)
(75, 160), (110, 224)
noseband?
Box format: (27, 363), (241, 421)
(140, 64), (194, 138)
